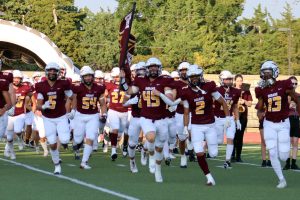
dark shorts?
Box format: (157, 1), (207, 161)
(289, 116), (300, 138)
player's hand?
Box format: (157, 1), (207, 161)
(183, 126), (189, 136)
(42, 101), (51, 110)
(168, 105), (177, 112)
(7, 106), (15, 116)
(34, 110), (42, 117)
(152, 89), (161, 96)
(100, 113), (107, 123)
(236, 120), (242, 130)
(224, 116), (231, 129)
(67, 109), (76, 120)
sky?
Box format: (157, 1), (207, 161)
(74, 0), (300, 19)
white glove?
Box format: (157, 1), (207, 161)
(168, 105), (177, 112)
(123, 96), (139, 106)
(183, 126), (189, 136)
(7, 106), (15, 116)
(224, 116), (231, 129)
(42, 101), (51, 110)
(67, 109), (76, 120)
(236, 120), (242, 130)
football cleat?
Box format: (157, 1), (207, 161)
(165, 157), (171, 166)
(74, 150), (80, 160)
(206, 174), (216, 186)
(261, 160), (267, 167)
(80, 162), (92, 170)
(149, 155), (156, 174)
(224, 161), (232, 169)
(122, 145), (128, 157)
(154, 164), (163, 183)
(54, 164), (61, 175)
(4, 149), (11, 158)
(266, 160), (272, 167)
(188, 150), (196, 162)
(180, 155), (187, 168)
(276, 179), (287, 189)
(291, 163), (300, 170)
(130, 160), (138, 173)
(10, 150), (16, 160)
(140, 148), (147, 166)
(18, 140), (24, 151)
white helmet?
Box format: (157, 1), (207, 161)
(45, 62), (60, 71)
(145, 57), (162, 68)
(80, 66), (94, 76)
(171, 71), (179, 78)
(135, 62), (146, 70)
(111, 67), (120, 77)
(105, 73), (112, 82)
(95, 70), (104, 78)
(72, 74), (81, 83)
(219, 70), (234, 87)
(59, 62), (66, 69)
(13, 70), (23, 79)
(187, 65), (204, 87)
(130, 64), (137, 71)
(178, 62), (190, 71)
(260, 60), (279, 79)
(161, 70), (170, 76)
(32, 72), (41, 78)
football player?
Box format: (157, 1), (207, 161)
(214, 70), (241, 168)
(0, 78), (12, 139)
(35, 62), (73, 175)
(120, 57), (174, 183)
(71, 66), (107, 169)
(255, 61), (300, 188)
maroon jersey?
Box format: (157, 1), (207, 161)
(0, 79), (9, 109)
(35, 79), (71, 118)
(106, 82), (127, 113)
(239, 90), (252, 117)
(72, 82), (105, 114)
(0, 71), (13, 84)
(255, 79), (293, 123)
(14, 84), (32, 116)
(214, 86), (241, 118)
(130, 94), (141, 118)
(180, 81), (217, 124)
(133, 75), (174, 120)
(172, 80), (188, 114)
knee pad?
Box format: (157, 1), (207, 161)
(208, 144), (218, 157)
(178, 134), (188, 142)
(155, 151), (163, 161)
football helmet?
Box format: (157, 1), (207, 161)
(80, 66), (94, 86)
(219, 70), (234, 87)
(145, 57), (162, 78)
(187, 64), (204, 87)
(260, 60), (279, 87)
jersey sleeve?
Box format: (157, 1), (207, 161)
(255, 87), (262, 99)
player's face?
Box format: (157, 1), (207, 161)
(83, 74), (94, 86)
(189, 75), (201, 87)
(95, 77), (104, 83)
(113, 76), (120, 83)
(136, 69), (146, 77)
(60, 68), (66, 77)
(235, 77), (243, 88)
(262, 70), (272, 80)
(33, 76), (40, 83)
(223, 78), (233, 87)
(148, 65), (160, 78)
(47, 69), (59, 81)
(131, 70), (136, 79)
(13, 77), (22, 86)
(291, 79), (298, 89)
(179, 69), (188, 80)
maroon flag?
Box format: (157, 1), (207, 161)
(119, 3), (136, 85)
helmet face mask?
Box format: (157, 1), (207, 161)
(179, 69), (188, 80)
(147, 65), (161, 78)
(136, 68), (146, 77)
(222, 78), (233, 88)
(259, 61), (279, 87)
(82, 74), (94, 86)
(188, 75), (202, 87)
(46, 69), (59, 81)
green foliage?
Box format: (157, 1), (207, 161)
(1, 0), (300, 74)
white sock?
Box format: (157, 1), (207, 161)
(226, 144), (234, 161)
(111, 147), (116, 155)
(128, 145), (136, 158)
(82, 144), (93, 163)
(5, 143), (9, 151)
(40, 141), (48, 152)
(163, 141), (169, 158)
(269, 147), (284, 181)
(8, 142), (13, 151)
(187, 139), (193, 150)
(50, 149), (60, 165)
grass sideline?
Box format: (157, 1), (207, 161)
(0, 143), (299, 200)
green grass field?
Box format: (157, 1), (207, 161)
(0, 143), (299, 200)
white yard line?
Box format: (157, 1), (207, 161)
(0, 158), (140, 200)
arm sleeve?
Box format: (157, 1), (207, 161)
(159, 93), (181, 106)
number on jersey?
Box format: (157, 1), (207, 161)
(267, 96), (281, 112)
(82, 97), (97, 109)
(142, 91), (160, 107)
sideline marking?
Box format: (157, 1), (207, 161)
(0, 158), (140, 200)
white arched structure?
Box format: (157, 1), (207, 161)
(0, 19), (77, 76)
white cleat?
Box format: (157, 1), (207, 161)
(10, 151), (16, 160)
(206, 173), (216, 186)
(277, 179), (287, 189)
(4, 149), (11, 158)
(80, 162), (92, 170)
(54, 164), (61, 175)
(180, 155), (187, 168)
(154, 164), (163, 183)
(169, 153), (176, 159)
(130, 160), (138, 173)
(141, 148), (147, 166)
(149, 155), (156, 174)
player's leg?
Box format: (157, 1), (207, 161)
(127, 117), (140, 173)
(107, 109), (120, 161)
(224, 117), (236, 169)
(175, 113), (188, 168)
(72, 113), (85, 160)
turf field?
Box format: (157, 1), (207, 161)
(0, 143), (299, 200)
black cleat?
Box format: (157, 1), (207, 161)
(188, 150), (196, 162)
(165, 157), (171, 166)
(261, 160), (267, 167)
(111, 153), (118, 161)
(173, 147), (179, 154)
(224, 161), (232, 169)
(266, 160), (272, 167)
(122, 145), (128, 157)
(235, 157), (243, 163)
(61, 143), (68, 150)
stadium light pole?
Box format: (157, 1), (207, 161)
(278, 27), (292, 75)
